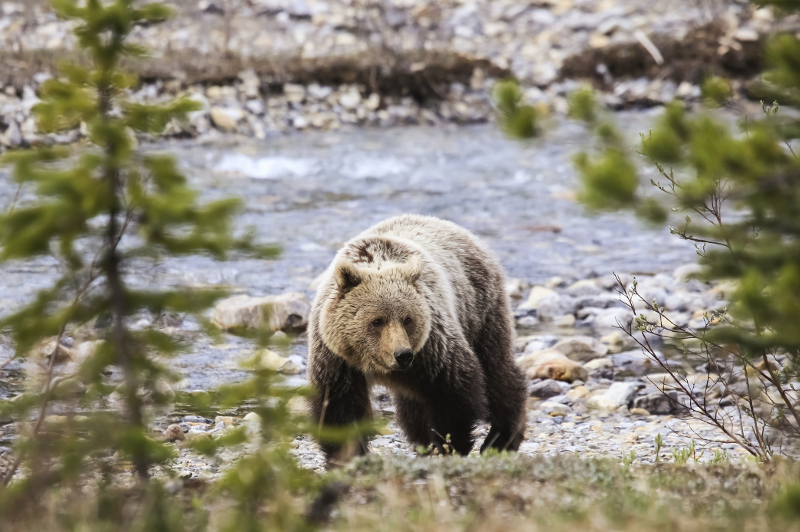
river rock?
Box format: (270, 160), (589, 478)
(632, 391), (681, 415)
(587, 382), (641, 411)
(259, 349), (301, 374)
(609, 350), (654, 376)
(505, 278), (531, 300)
(211, 292), (310, 331)
(210, 106), (244, 132)
(564, 279), (601, 297)
(339, 88), (361, 110)
(566, 385), (589, 400)
(583, 357), (613, 373)
(552, 336), (608, 362)
(165, 424), (186, 441)
(517, 349), (588, 383)
(673, 263), (703, 282)
(518, 286), (557, 311)
(539, 401), (572, 416)
(528, 379), (568, 399)
(591, 307), (632, 330)
(600, 330), (633, 353)
(555, 314), (576, 328)
(520, 335), (559, 355)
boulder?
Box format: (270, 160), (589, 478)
(552, 336), (608, 362)
(211, 292), (310, 331)
(517, 349), (588, 383)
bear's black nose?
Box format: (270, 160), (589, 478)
(394, 348), (414, 368)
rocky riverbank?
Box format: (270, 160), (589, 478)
(170, 262), (791, 477)
(0, 0), (794, 147)
(1, 261), (781, 482)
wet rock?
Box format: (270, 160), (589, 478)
(552, 336), (608, 362)
(517, 349), (589, 383)
(211, 292), (310, 331)
(528, 379), (568, 399)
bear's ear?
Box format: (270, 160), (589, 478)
(402, 255), (422, 284)
(333, 260), (362, 292)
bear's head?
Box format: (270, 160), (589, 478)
(320, 255), (431, 374)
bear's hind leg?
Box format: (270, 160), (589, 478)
(473, 305), (527, 453)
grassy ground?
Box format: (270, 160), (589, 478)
(325, 453), (800, 532)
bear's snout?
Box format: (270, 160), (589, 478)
(394, 348), (414, 368)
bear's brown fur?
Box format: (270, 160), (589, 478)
(308, 215), (527, 464)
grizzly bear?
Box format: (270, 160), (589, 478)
(308, 214), (527, 464)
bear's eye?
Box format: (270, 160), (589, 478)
(371, 318), (385, 327)
(403, 317), (413, 326)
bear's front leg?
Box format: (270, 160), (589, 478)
(308, 349), (373, 465)
(426, 360), (488, 456)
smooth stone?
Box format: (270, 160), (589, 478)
(529, 379), (568, 399)
(517, 349), (589, 383)
(539, 401), (572, 417)
(587, 382), (641, 411)
(552, 336), (608, 362)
